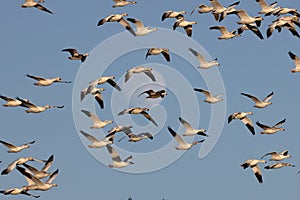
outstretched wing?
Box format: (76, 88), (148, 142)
(141, 111), (158, 126)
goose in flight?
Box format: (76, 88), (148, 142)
(240, 159), (266, 183)
(118, 130), (153, 143)
(209, 25), (240, 40)
(0, 140), (35, 153)
(190, 4), (213, 15)
(81, 85), (105, 109)
(22, 155), (54, 179)
(178, 117), (207, 136)
(209, 0), (240, 22)
(273, 7), (300, 17)
(118, 107), (158, 126)
(124, 66), (156, 83)
(16, 97), (64, 113)
(146, 48), (170, 62)
(237, 23), (264, 40)
(267, 17), (300, 38)
(26, 74), (71, 86)
(21, 0), (53, 14)
(80, 130), (114, 148)
(0, 188), (39, 198)
(241, 91), (273, 108)
(261, 150), (291, 161)
(194, 88), (223, 104)
(81, 110), (113, 129)
(264, 162), (295, 170)
(288, 51), (300, 73)
(97, 13), (135, 36)
(256, 118), (286, 134)
(168, 126), (204, 150)
(138, 89), (167, 99)
(228, 112), (255, 135)
(108, 125), (133, 135)
(231, 9), (264, 27)
(17, 166), (59, 191)
(93, 76), (121, 91)
(0, 95), (27, 107)
(1, 157), (36, 175)
(61, 48), (89, 62)
(161, 10), (187, 21)
(173, 16), (197, 37)
(255, 0), (279, 15)
(105, 145), (134, 168)
(126, 18), (158, 36)
(189, 48), (220, 69)
(112, 0), (137, 8)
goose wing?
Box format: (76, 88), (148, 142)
(241, 116), (255, 135)
(141, 111), (158, 126)
(62, 48), (78, 56)
(107, 79), (121, 91)
(168, 126), (187, 145)
(280, 150), (289, 156)
(244, 24), (264, 40)
(260, 151), (276, 159)
(161, 50), (170, 62)
(106, 145), (121, 162)
(262, 91), (274, 102)
(26, 74), (46, 81)
(22, 163), (40, 175)
(0, 95), (14, 102)
(274, 118), (286, 127)
(80, 130), (100, 143)
(137, 132), (154, 140)
(16, 97), (36, 108)
(94, 91), (104, 109)
(251, 165), (263, 183)
(189, 48), (207, 64)
(194, 88), (211, 98)
(124, 69), (133, 83)
(16, 166), (43, 185)
(209, 0), (224, 10)
(34, 4), (53, 14)
(118, 108), (132, 115)
(1, 159), (19, 175)
(209, 26), (230, 34)
(138, 89), (155, 97)
(144, 71), (156, 81)
(241, 92), (261, 103)
(256, 121), (270, 129)
(41, 155), (54, 172)
(127, 18), (145, 31)
(179, 117), (194, 131)
(81, 109), (102, 123)
(45, 169), (59, 184)
(118, 18), (136, 36)
(0, 140), (16, 149)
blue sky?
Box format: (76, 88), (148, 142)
(0, 0), (300, 199)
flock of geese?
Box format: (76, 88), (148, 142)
(1, 0), (300, 198)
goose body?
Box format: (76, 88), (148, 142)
(106, 145), (134, 168)
(264, 162), (295, 170)
(194, 88), (222, 103)
(127, 18), (157, 36)
(81, 110), (112, 129)
(255, 0), (279, 15)
(124, 66), (156, 82)
(241, 91), (273, 108)
(26, 74), (71, 86)
(209, 0), (240, 21)
(191, 4), (213, 15)
(80, 130), (114, 148)
(146, 48), (170, 62)
(161, 10), (187, 21)
(173, 16), (197, 37)
(189, 48), (220, 69)
(179, 117), (207, 136)
(112, 0), (137, 8)
(94, 76), (121, 91)
(228, 112), (255, 135)
(118, 107), (158, 126)
(16, 97), (64, 113)
(232, 9), (264, 27)
(0, 140), (35, 153)
(209, 25), (240, 39)
(256, 118), (286, 134)
(138, 89), (167, 99)
(240, 159), (266, 183)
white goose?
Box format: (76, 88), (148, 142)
(191, 4), (213, 15)
(22, 155), (54, 179)
(274, 7), (300, 17)
(16, 97), (64, 113)
(80, 81), (105, 102)
(105, 145), (134, 168)
(256, 118), (286, 134)
(261, 150), (291, 161)
(146, 48), (170, 62)
(264, 162), (295, 170)
(0, 95), (26, 107)
(61, 48), (89, 62)
(209, 25), (240, 40)
(194, 88), (223, 104)
(81, 110), (113, 129)
(178, 117), (207, 136)
(118, 107), (158, 126)
(255, 0), (279, 15)
(21, 0), (52, 14)
(237, 23), (264, 40)
(240, 159), (266, 183)
(168, 126), (204, 150)
(112, 0), (137, 8)
(1, 157), (35, 175)
(0, 140), (35, 153)
(173, 16), (197, 37)
(126, 18), (158, 36)
(288, 51), (300, 73)
(0, 187), (39, 198)
(161, 11), (187, 21)
(232, 9), (264, 27)
(124, 66), (156, 83)
(118, 131), (153, 143)
(80, 130), (114, 148)
(94, 76), (121, 91)
(209, 0), (240, 21)
(228, 112), (255, 135)
(108, 125), (133, 135)
(189, 48), (220, 69)
(26, 74), (71, 86)
(241, 91), (273, 108)
(267, 17), (300, 38)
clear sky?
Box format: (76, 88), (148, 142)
(0, 0), (299, 199)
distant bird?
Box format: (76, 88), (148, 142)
(118, 130), (153, 143)
(237, 23), (264, 40)
(264, 162), (295, 170)
(288, 51), (300, 73)
(189, 48), (220, 69)
(118, 107), (158, 126)
(228, 112), (255, 135)
(261, 150), (291, 161)
(209, 0), (240, 22)
(240, 159), (266, 183)
(108, 125), (133, 135)
(17, 166), (59, 191)
(173, 16), (197, 37)
(256, 118), (286, 134)
(209, 25), (240, 40)
(241, 91), (273, 108)
(22, 155), (54, 179)
(178, 117), (207, 136)
(112, 0), (137, 8)
(80, 130), (114, 148)
(138, 89), (167, 99)
(0, 188), (39, 198)
(21, 0), (53, 14)
(0, 95), (26, 107)
(62, 48), (89, 62)
(161, 10), (187, 21)
(16, 97), (64, 113)
(26, 74), (71, 86)
(97, 13), (135, 36)
(93, 76), (121, 91)
(194, 88), (223, 104)
(255, 0), (279, 15)
(267, 17), (300, 38)
(167, 126), (204, 150)
(124, 66), (156, 83)
(273, 7), (300, 17)
(231, 9), (264, 27)
(0, 140), (35, 153)
(146, 48), (170, 62)
(105, 145), (134, 168)
(1, 157), (35, 175)
(80, 85), (105, 108)
(126, 18), (158, 36)
(81, 110), (113, 129)
(190, 4), (213, 15)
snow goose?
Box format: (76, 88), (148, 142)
(267, 18), (300, 38)
(61, 48), (89, 62)
(124, 66), (156, 83)
(231, 9), (264, 27)
(118, 130), (153, 143)
(16, 97), (64, 113)
(81, 110), (113, 129)
(161, 11), (187, 21)
(97, 13), (135, 36)
(108, 125), (133, 135)
(237, 23), (264, 40)
(264, 162), (295, 170)
(138, 89), (167, 99)
(256, 118), (286, 134)
(26, 74), (71, 86)
(179, 117), (207, 137)
(21, 0), (52, 14)
(288, 51), (300, 73)
(189, 48), (220, 69)
(273, 7), (300, 17)
(146, 48), (170, 62)
(105, 145), (134, 168)
(194, 88), (222, 104)
(0, 95), (25, 107)
(81, 87), (105, 109)
(112, 0), (137, 8)
(1, 157), (35, 175)
(240, 159), (266, 183)
(209, 0), (240, 22)
(191, 4), (213, 15)
(17, 166), (59, 191)
(126, 18), (158, 36)
(261, 150), (291, 161)
(22, 155), (54, 179)
(241, 91), (273, 108)
(0, 188), (39, 198)
(80, 130), (114, 148)
(173, 16), (197, 37)
(94, 76), (121, 91)
(0, 140), (35, 153)
(255, 0), (279, 15)
(168, 126), (204, 150)
(228, 112), (255, 135)
(209, 25), (240, 40)
(118, 107), (158, 126)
